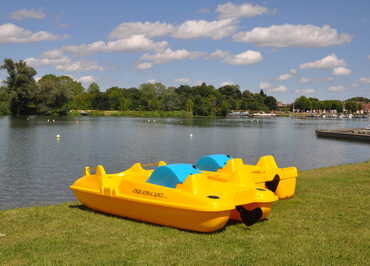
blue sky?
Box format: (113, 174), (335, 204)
(0, 0), (370, 103)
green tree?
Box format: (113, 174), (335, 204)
(87, 83), (108, 110)
(345, 101), (360, 113)
(264, 96), (277, 110)
(36, 74), (79, 115)
(106, 87), (124, 110)
(219, 99), (230, 116)
(1, 59), (38, 116)
(294, 96), (311, 111)
(139, 83), (163, 110)
(185, 98), (193, 113)
(0, 86), (10, 115)
(218, 85), (241, 99)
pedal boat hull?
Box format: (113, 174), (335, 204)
(71, 188), (230, 232)
(70, 163), (276, 232)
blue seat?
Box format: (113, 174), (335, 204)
(196, 154), (232, 171)
(147, 164), (201, 188)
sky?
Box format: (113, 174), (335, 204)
(0, 0), (370, 103)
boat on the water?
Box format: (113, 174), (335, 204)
(252, 112), (276, 117)
(70, 160), (278, 232)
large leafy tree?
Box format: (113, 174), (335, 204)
(294, 96), (312, 111)
(264, 96), (278, 110)
(36, 74), (76, 115)
(1, 59), (38, 116)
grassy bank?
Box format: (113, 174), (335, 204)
(1, 162), (369, 265)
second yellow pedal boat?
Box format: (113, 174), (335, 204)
(196, 154), (298, 199)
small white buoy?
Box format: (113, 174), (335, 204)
(56, 134), (61, 139)
(189, 133), (193, 138)
(52, 119), (55, 123)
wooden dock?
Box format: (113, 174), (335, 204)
(315, 128), (370, 142)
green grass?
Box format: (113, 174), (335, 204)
(1, 162), (370, 265)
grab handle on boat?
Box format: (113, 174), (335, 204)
(84, 166), (91, 176)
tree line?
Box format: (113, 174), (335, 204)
(293, 96), (367, 113)
(0, 59), (368, 116)
(0, 59), (279, 116)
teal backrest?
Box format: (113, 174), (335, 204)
(196, 154), (232, 171)
(147, 164), (201, 188)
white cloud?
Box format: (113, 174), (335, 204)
(328, 85), (345, 92)
(220, 81), (236, 87)
(332, 67), (352, 75)
(25, 54), (104, 72)
(359, 77), (370, 84)
(277, 69), (297, 81)
(78, 75), (96, 84)
(63, 35), (167, 55)
(277, 74), (293, 81)
(299, 77), (311, 83)
(268, 85), (288, 93)
(209, 49), (230, 59)
(225, 50), (263, 65)
(0, 23), (65, 43)
(42, 49), (64, 58)
(259, 81), (272, 89)
(56, 61), (103, 72)
(172, 19), (237, 40)
(300, 54), (346, 69)
(295, 88), (315, 94)
(25, 56), (71, 67)
(10, 9), (46, 20)
(109, 18), (237, 41)
(175, 78), (191, 84)
(290, 69), (298, 75)
(109, 22), (174, 39)
(210, 49), (263, 65)
(216, 2), (269, 19)
(136, 62), (153, 70)
(233, 24), (351, 47)
(140, 48), (204, 64)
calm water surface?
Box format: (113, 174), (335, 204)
(0, 116), (369, 209)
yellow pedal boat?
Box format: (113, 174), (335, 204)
(196, 154), (298, 199)
(70, 161), (278, 232)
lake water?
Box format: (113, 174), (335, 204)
(0, 116), (369, 210)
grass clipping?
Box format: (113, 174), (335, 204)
(1, 161), (370, 265)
